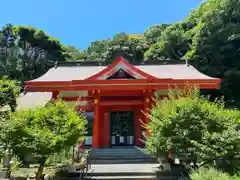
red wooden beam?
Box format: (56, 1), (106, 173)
(25, 83), (220, 92)
(25, 77), (221, 87)
(76, 105), (94, 112)
(110, 105), (142, 111)
(99, 90), (154, 96)
(62, 96), (93, 101)
(100, 100), (143, 106)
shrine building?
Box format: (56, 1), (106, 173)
(23, 57), (221, 149)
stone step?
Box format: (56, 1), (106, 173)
(58, 176), (155, 180)
(92, 148), (140, 150)
(92, 151), (149, 155)
(91, 152), (147, 155)
(91, 149), (147, 152)
(91, 152), (149, 156)
(91, 159), (156, 165)
(91, 155), (150, 157)
(90, 147), (148, 152)
(91, 152), (150, 156)
(90, 157), (156, 164)
(57, 164), (189, 180)
(92, 172), (155, 177)
(91, 155), (152, 158)
(90, 176), (187, 180)
(58, 174), (184, 180)
(90, 175), (156, 180)
(90, 171), (185, 177)
(91, 148), (152, 157)
(58, 176), (182, 180)
(58, 174), (182, 180)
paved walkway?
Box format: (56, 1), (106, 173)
(91, 163), (159, 173)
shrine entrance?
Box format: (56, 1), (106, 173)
(110, 111), (135, 147)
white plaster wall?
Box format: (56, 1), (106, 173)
(66, 101), (88, 106)
(60, 91), (88, 97)
(156, 89), (184, 97)
(59, 91), (89, 106)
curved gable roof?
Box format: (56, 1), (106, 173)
(86, 56), (157, 80)
(25, 57), (220, 85)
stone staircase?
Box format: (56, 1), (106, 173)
(58, 166), (189, 180)
(90, 146), (156, 164)
(57, 165), (157, 180)
(57, 147), (189, 180)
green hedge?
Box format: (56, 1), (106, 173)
(191, 167), (239, 180)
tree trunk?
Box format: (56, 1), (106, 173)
(3, 148), (12, 179)
(35, 157), (46, 180)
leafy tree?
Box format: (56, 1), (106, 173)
(85, 39), (110, 62)
(0, 77), (20, 112)
(7, 100), (87, 180)
(0, 24), (18, 77)
(144, 23), (190, 60)
(65, 45), (87, 61)
(83, 33), (149, 63)
(0, 24), (70, 82)
(183, 0), (240, 107)
(15, 26), (69, 61)
(104, 32), (149, 63)
(0, 77), (20, 177)
(143, 0), (240, 109)
(144, 24), (170, 44)
(146, 87), (240, 174)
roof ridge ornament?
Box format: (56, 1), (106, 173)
(181, 57), (189, 67)
(54, 61), (58, 68)
(185, 59), (189, 67)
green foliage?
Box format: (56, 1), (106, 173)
(104, 32), (149, 63)
(10, 156), (21, 172)
(143, 0), (240, 108)
(0, 24), (70, 83)
(8, 100), (87, 161)
(0, 77), (19, 176)
(146, 87), (240, 172)
(45, 147), (73, 165)
(0, 77), (20, 112)
(144, 24), (170, 44)
(83, 33), (149, 63)
(191, 167), (239, 180)
(14, 25), (69, 61)
(144, 23), (189, 60)
(183, 0), (240, 107)
(65, 45), (87, 61)
(85, 39), (110, 62)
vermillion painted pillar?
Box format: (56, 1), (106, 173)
(52, 91), (59, 100)
(103, 111), (110, 148)
(135, 109), (141, 146)
(143, 96), (150, 136)
(144, 94), (152, 136)
(92, 90), (100, 148)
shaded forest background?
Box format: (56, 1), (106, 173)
(1, 0), (240, 108)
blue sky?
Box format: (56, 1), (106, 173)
(0, 0), (203, 49)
